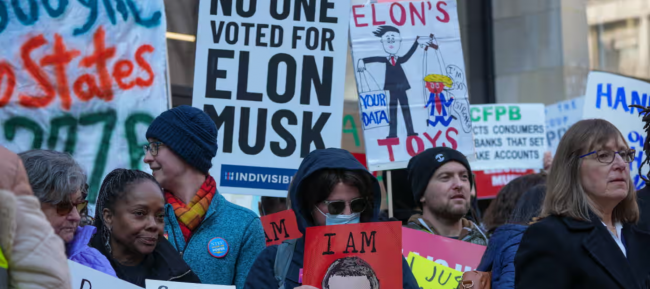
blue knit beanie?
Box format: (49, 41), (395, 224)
(146, 105), (218, 174)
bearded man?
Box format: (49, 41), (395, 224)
(405, 147), (488, 245)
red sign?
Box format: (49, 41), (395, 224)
(474, 169), (537, 199)
(304, 222), (402, 288)
(261, 210), (302, 246)
(402, 227), (486, 272)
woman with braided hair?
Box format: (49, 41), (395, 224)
(631, 104), (650, 231)
(90, 168), (201, 286)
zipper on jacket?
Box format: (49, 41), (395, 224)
(169, 269), (192, 281)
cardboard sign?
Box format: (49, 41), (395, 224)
(69, 260), (141, 289)
(402, 227), (485, 272)
(407, 252), (463, 289)
(349, 0), (474, 171)
(474, 169), (537, 199)
(470, 104), (546, 170)
(545, 96), (585, 155)
(304, 222), (402, 288)
(583, 71), (648, 190)
(146, 280), (233, 289)
(0, 1), (169, 209)
(261, 209), (303, 246)
(191, 0), (351, 197)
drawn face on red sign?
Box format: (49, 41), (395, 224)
(261, 209), (302, 246)
(304, 221), (402, 289)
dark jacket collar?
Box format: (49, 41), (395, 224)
(560, 214), (650, 289)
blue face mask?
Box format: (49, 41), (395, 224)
(315, 206), (361, 226)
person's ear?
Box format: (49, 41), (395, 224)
(103, 208), (114, 228)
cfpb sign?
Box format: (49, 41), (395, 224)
(220, 165), (297, 191)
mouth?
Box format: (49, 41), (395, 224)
(609, 178), (626, 183)
(450, 194), (465, 200)
(150, 167), (161, 173)
(139, 237), (158, 246)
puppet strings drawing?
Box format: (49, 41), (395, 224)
(322, 256), (380, 289)
(357, 26), (472, 138)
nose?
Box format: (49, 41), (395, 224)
(68, 206), (81, 223)
(611, 153), (627, 171)
(145, 215), (159, 231)
(143, 150), (153, 164)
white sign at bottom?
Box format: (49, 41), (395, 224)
(69, 260), (142, 289)
(146, 280), (234, 289)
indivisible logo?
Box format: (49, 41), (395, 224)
(221, 164), (297, 191)
(208, 237), (229, 258)
(436, 154), (445, 162)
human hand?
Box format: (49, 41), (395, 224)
(543, 151), (553, 172)
(357, 59), (366, 72)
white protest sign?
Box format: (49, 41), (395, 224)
(146, 280), (234, 289)
(583, 71), (648, 190)
(69, 260), (142, 289)
(349, 0), (474, 171)
(0, 1), (169, 209)
(192, 0), (350, 197)
(470, 104), (546, 170)
(545, 96), (584, 155)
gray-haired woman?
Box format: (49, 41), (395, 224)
(19, 150), (116, 276)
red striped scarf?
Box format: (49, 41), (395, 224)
(165, 176), (216, 242)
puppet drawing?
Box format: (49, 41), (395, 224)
(424, 74), (454, 127)
(322, 256), (380, 289)
(358, 25), (433, 139)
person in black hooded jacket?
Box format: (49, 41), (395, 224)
(244, 148), (418, 289)
(90, 169), (201, 287)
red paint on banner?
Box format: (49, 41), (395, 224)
(474, 169), (537, 199)
(262, 209), (302, 247)
(378, 137), (400, 161)
(41, 34), (80, 110)
(304, 222), (402, 288)
(20, 35), (56, 109)
(352, 1), (449, 27)
(402, 227), (485, 272)
(79, 26), (116, 101)
(0, 62), (16, 107)
(352, 5), (368, 27)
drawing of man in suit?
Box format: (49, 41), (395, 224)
(358, 25), (432, 139)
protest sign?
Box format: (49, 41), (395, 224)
(473, 169), (537, 199)
(0, 1), (169, 209)
(546, 96), (585, 155)
(583, 71), (649, 190)
(407, 252), (462, 289)
(304, 222), (402, 288)
(349, 0), (474, 171)
(402, 227), (485, 272)
(146, 280), (233, 289)
(69, 260), (141, 289)
(470, 104), (546, 171)
(261, 209), (302, 246)
(191, 0), (351, 197)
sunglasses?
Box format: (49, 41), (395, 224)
(56, 200), (88, 216)
(322, 198), (368, 215)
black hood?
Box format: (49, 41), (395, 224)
(290, 148), (381, 233)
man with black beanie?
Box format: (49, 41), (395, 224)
(406, 147), (488, 245)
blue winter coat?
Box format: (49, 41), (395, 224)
(243, 148), (419, 289)
(67, 226), (116, 277)
(476, 224), (526, 289)
(164, 193), (266, 288)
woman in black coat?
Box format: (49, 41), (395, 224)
(515, 119), (650, 289)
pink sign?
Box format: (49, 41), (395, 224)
(402, 227), (486, 272)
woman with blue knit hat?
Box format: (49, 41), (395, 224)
(144, 105), (265, 288)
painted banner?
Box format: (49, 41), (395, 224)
(304, 222), (402, 288)
(0, 1), (168, 209)
(474, 169), (537, 199)
(146, 280), (233, 289)
(402, 227), (485, 272)
(261, 209), (302, 246)
(407, 252), (462, 289)
(69, 260), (141, 289)
(349, 0), (474, 171)
(583, 71), (648, 190)
(546, 96), (585, 155)
(191, 0), (351, 197)
(470, 104), (546, 171)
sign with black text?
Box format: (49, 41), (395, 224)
(69, 261), (141, 289)
(192, 0), (351, 197)
(261, 209), (303, 246)
(470, 104), (546, 170)
(146, 280), (233, 289)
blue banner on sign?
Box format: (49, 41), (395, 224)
(221, 165), (297, 191)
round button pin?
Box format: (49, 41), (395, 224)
(207, 237), (229, 258)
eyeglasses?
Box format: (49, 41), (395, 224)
(56, 200), (88, 216)
(143, 141), (164, 156)
(322, 198), (368, 215)
(579, 149), (636, 164)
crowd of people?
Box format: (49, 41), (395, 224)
(1, 105), (650, 289)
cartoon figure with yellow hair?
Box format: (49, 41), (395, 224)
(424, 74), (455, 127)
